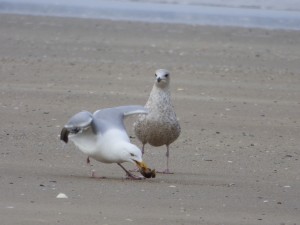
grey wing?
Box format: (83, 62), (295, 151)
(93, 105), (148, 133)
(60, 111), (93, 143)
(121, 105), (148, 117)
(65, 111), (93, 129)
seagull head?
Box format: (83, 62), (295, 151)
(155, 69), (170, 88)
(124, 144), (156, 178)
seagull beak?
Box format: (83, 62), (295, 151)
(135, 161), (147, 170)
(135, 161), (156, 178)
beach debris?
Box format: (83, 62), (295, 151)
(56, 193), (68, 199)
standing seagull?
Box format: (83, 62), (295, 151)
(60, 105), (155, 179)
(134, 69), (181, 174)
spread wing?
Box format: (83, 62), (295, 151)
(60, 106), (147, 142)
(93, 105), (148, 134)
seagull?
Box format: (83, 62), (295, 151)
(60, 105), (156, 179)
(134, 69), (181, 174)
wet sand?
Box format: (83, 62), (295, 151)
(0, 14), (299, 225)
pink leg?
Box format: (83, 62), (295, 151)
(142, 143), (145, 155)
(118, 163), (144, 180)
(90, 170), (107, 179)
(157, 145), (174, 174)
(86, 157), (106, 179)
(86, 156), (93, 176)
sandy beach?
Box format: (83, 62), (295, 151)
(0, 14), (299, 225)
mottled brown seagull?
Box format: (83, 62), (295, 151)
(134, 69), (181, 173)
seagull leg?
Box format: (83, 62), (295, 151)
(166, 145), (170, 172)
(157, 145), (174, 174)
(86, 156), (94, 177)
(86, 157), (106, 179)
(118, 163), (144, 180)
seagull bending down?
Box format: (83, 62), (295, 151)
(60, 105), (156, 179)
(134, 69), (181, 173)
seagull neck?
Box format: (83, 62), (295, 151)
(153, 83), (170, 93)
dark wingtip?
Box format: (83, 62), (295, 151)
(60, 128), (69, 143)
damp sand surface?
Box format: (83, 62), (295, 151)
(0, 14), (300, 225)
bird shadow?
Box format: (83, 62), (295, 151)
(47, 170), (236, 188)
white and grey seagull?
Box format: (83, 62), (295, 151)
(60, 105), (156, 179)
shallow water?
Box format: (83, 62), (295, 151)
(1, 0), (300, 30)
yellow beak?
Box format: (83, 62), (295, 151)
(135, 161), (148, 170)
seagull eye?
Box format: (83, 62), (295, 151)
(130, 153), (135, 157)
(165, 74), (169, 77)
(155, 74), (157, 77)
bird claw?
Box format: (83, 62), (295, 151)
(125, 173), (145, 180)
(129, 167), (140, 172)
(89, 170), (107, 179)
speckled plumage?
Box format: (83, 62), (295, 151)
(134, 69), (181, 173)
